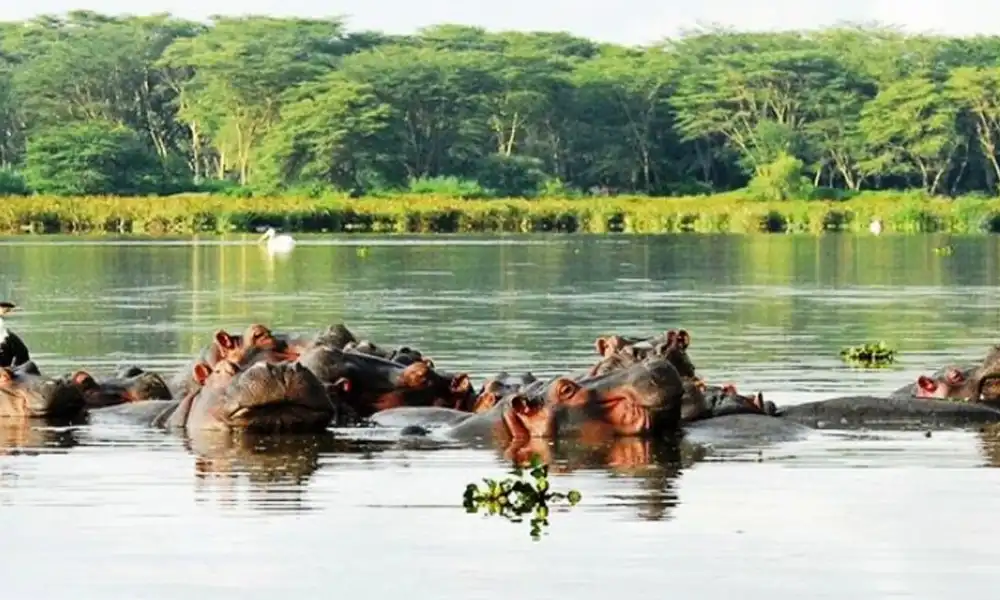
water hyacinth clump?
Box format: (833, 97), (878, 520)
(840, 341), (897, 368)
(462, 454), (582, 540)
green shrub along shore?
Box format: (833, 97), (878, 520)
(5, 191), (1000, 235)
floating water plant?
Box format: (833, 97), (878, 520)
(839, 341), (897, 367)
(933, 245), (954, 256)
(462, 453), (582, 540)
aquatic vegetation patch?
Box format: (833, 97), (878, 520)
(463, 453), (582, 540)
(840, 341), (897, 368)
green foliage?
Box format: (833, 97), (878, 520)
(23, 121), (160, 195)
(407, 176), (486, 198)
(476, 154), (547, 197)
(839, 341), (897, 368)
(0, 168), (28, 195)
(3, 15), (1000, 203)
(747, 152), (815, 201)
(463, 453), (582, 540)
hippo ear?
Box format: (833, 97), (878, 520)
(450, 373), (472, 394)
(665, 330), (677, 346)
(214, 330), (237, 351)
(400, 361), (432, 389)
(71, 371), (97, 388)
(552, 377), (582, 404)
(0, 367), (12, 385)
(753, 392), (765, 410)
(594, 337), (611, 357)
(676, 330), (691, 350)
(192, 362), (213, 386)
(917, 375), (937, 394)
(721, 383), (737, 395)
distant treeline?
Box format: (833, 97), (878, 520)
(2, 12), (1000, 201)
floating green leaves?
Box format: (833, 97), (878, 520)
(462, 453), (582, 540)
(840, 341), (897, 367)
(933, 245), (954, 256)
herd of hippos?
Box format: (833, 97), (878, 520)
(4, 299), (1000, 455)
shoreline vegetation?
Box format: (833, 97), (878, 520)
(5, 13), (1000, 234)
(5, 191), (1000, 235)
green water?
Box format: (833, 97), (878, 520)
(1, 233), (999, 599)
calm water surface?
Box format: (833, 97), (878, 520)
(2, 233), (1000, 599)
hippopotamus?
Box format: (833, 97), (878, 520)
(63, 366), (173, 408)
(296, 344), (474, 421)
(343, 340), (430, 367)
(467, 371), (542, 413)
(92, 357), (336, 432)
(167, 324), (306, 398)
(772, 394), (1000, 430)
(0, 362), (86, 420)
(370, 356), (689, 440)
(890, 345), (1000, 402)
(0, 302), (30, 368)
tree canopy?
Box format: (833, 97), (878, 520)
(2, 12), (1000, 199)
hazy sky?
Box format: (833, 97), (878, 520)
(0, 0), (995, 45)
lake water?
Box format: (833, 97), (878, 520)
(2, 233), (1000, 599)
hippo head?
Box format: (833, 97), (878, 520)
(242, 324), (287, 352)
(0, 366), (86, 419)
(654, 330), (697, 380)
(301, 345), (468, 419)
(594, 335), (634, 358)
(704, 383), (774, 417)
(915, 368), (977, 401)
(188, 359), (335, 432)
(388, 346), (428, 367)
(472, 376), (515, 413)
(68, 368), (173, 408)
(212, 326), (298, 367)
(543, 357), (686, 437)
(313, 323), (358, 350)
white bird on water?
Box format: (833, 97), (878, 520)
(258, 227), (296, 254)
(869, 219), (883, 235)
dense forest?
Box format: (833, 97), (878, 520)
(2, 11), (1000, 200)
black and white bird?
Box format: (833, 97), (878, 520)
(0, 302), (30, 368)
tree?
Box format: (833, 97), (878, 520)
(23, 121), (159, 195)
(256, 75), (395, 190)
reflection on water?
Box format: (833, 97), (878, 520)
(2, 234), (1000, 598)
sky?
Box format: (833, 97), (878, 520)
(0, 0), (996, 45)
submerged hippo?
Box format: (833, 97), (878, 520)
(371, 356), (688, 440)
(64, 366), (173, 408)
(0, 362), (86, 420)
(92, 358), (336, 432)
(297, 344), (474, 421)
(775, 393), (1000, 430)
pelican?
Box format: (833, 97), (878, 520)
(869, 219), (883, 235)
(0, 302), (30, 368)
(258, 228), (296, 254)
